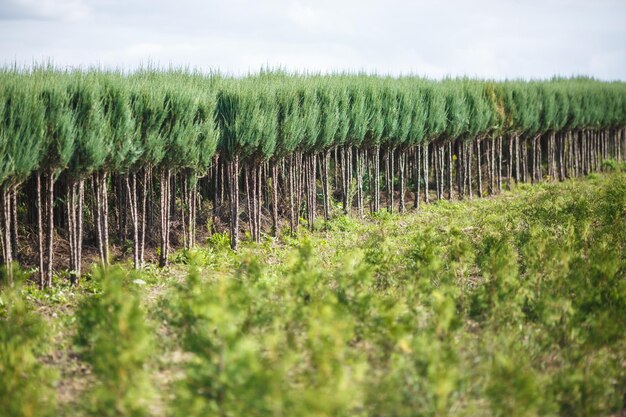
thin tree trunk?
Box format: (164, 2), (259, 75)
(414, 145), (421, 209)
(532, 136), (537, 183)
(447, 142), (453, 200)
(126, 173), (139, 269)
(507, 136), (513, 189)
(559, 133), (565, 180)
(36, 173), (44, 288)
(159, 169), (172, 267)
(486, 139), (494, 195)
(434, 144), (441, 200)
(521, 137), (528, 182)
(374, 145), (381, 212)
(497, 137), (503, 192)
(423, 143), (429, 203)
(515, 135), (520, 183)
(66, 182), (75, 276)
(190, 174), (197, 248)
(289, 156), (295, 234)
(9, 185), (18, 261)
(309, 153), (317, 230)
(467, 141), (473, 199)
(256, 162), (263, 240)
(356, 149), (364, 218)
(245, 166), (253, 239)
(76, 179), (84, 279)
(399, 151), (406, 213)
(271, 161), (279, 236)
(2, 188), (13, 284)
(457, 140), (464, 199)
(94, 174), (104, 263)
(46, 172), (55, 287)
(229, 156), (239, 250)
(140, 169), (149, 267)
(181, 175), (187, 250)
(477, 139), (483, 197)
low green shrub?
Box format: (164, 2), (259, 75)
(0, 276), (56, 417)
(74, 267), (154, 417)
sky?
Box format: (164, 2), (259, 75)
(0, 0), (625, 80)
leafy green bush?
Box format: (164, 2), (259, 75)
(74, 267), (153, 417)
(0, 278), (56, 417)
(13, 172), (624, 417)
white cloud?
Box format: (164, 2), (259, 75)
(0, 0), (624, 80)
(0, 0), (91, 21)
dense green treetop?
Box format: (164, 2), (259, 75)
(0, 69), (624, 185)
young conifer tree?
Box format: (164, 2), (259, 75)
(66, 73), (107, 280)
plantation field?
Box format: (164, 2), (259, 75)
(2, 169), (625, 417)
(1, 71), (625, 284)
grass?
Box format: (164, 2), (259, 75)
(4, 170), (626, 417)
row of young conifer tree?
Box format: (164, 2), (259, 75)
(1, 68), (625, 287)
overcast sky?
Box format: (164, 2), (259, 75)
(0, 0), (625, 80)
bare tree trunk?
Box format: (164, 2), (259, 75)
(76, 179), (84, 278)
(255, 162), (261, 240)
(309, 153), (317, 230)
(321, 151), (330, 221)
(447, 142), (453, 200)
(212, 155), (220, 233)
(423, 143), (429, 204)
(347, 146), (353, 211)
(10, 185), (18, 261)
(531, 136), (537, 183)
(2, 187), (13, 284)
(461, 141), (469, 197)
(334, 147), (339, 191)
(66, 179), (84, 282)
(229, 156), (240, 250)
(537, 137), (543, 181)
(399, 150), (406, 213)
(245, 166), (253, 238)
(476, 139), (483, 197)
(439, 145), (445, 200)
(550, 132), (558, 181)
(497, 137), (503, 192)
(46, 172), (55, 287)
(66, 182), (75, 276)
(385, 148), (392, 212)
(159, 169), (172, 267)
(558, 133), (565, 180)
(434, 144), (441, 200)
(457, 141), (464, 199)
(485, 139), (491, 194)
(181, 175), (187, 250)
(256, 162), (263, 240)
(140, 169), (149, 267)
(374, 146), (381, 212)
(521, 137), (528, 182)
(288, 156), (295, 234)
(507, 136), (513, 189)
(617, 127), (622, 162)
(190, 174), (197, 248)
(466, 141), (472, 199)
(94, 174), (104, 263)
(101, 171), (109, 265)
(126, 173), (139, 269)
(576, 130), (581, 174)
(414, 145), (421, 209)
(514, 135), (520, 183)
(271, 161), (279, 236)
(356, 148), (364, 218)
(37, 173), (45, 288)
(250, 163), (257, 241)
